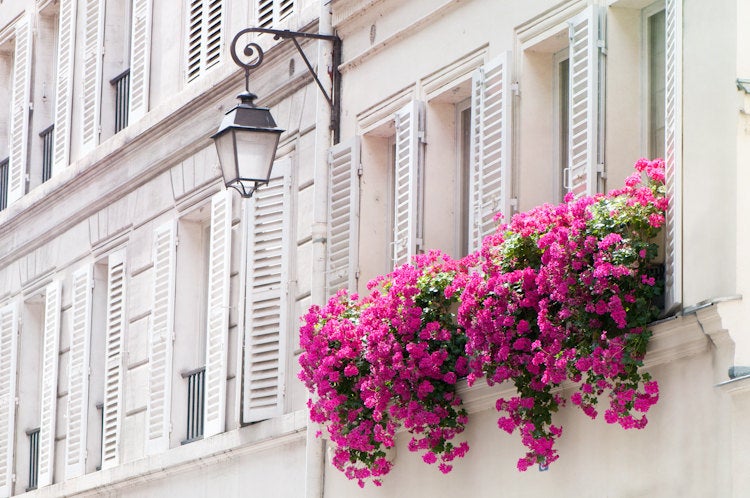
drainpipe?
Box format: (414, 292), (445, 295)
(305, 1), (334, 497)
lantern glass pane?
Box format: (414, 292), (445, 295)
(213, 130), (238, 186)
(235, 130), (279, 182)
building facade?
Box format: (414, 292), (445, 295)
(0, 0), (747, 497)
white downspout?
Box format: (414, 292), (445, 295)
(305, 1), (334, 497)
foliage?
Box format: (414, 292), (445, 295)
(298, 159), (667, 485)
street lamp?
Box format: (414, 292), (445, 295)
(212, 28), (341, 198)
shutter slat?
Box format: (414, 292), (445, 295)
(146, 222), (176, 454)
(0, 303), (18, 497)
(37, 282), (61, 487)
(65, 266), (92, 479)
(101, 251), (126, 469)
(243, 160), (290, 423)
(52, 0), (77, 176)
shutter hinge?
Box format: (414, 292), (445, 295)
(355, 269), (360, 281)
(28, 101), (33, 111)
(597, 40), (607, 56)
(418, 131), (426, 144)
(357, 163), (363, 177)
(509, 197), (519, 209)
(597, 163), (607, 179)
(511, 82), (520, 96)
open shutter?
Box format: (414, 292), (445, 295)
(469, 53), (513, 251)
(128, 0), (153, 122)
(186, 0), (203, 82)
(65, 265), (93, 479)
(81, 0), (105, 151)
(392, 100), (424, 267)
(257, 0), (274, 28)
(243, 159), (290, 423)
(146, 222), (176, 454)
(38, 282), (61, 488)
(203, 191), (232, 437)
(186, 0), (222, 82)
(101, 251), (126, 469)
(7, 16), (33, 206)
(567, 6), (601, 197)
(664, 0), (682, 310)
(326, 139), (360, 295)
(52, 0), (77, 176)
(0, 303), (18, 498)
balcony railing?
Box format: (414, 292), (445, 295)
(182, 367), (205, 444)
(26, 428), (39, 491)
(110, 69), (130, 133)
(0, 158), (8, 211)
(39, 124), (54, 183)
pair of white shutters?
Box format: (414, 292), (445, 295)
(64, 251), (126, 477)
(0, 285), (60, 495)
(52, 0), (152, 176)
(257, 0), (295, 29)
(144, 190), (234, 449)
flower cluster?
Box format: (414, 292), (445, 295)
(298, 251), (470, 487)
(298, 159), (667, 485)
(457, 158), (665, 470)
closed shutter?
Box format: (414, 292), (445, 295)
(0, 303), (18, 498)
(37, 281), (61, 488)
(664, 0), (682, 310)
(203, 191), (232, 437)
(567, 6), (601, 197)
(186, 0), (203, 82)
(52, 0), (77, 176)
(243, 159), (291, 423)
(101, 251), (126, 469)
(186, 0), (222, 82)
(128, 0), (153, 122)
(392, 100), (424, 268)
(469, 53), (513, 251)
(7, 16), (33, 206)
(65, 266), (93, 479)
(81, 0), (105, 151)
(326, 139), (360, 296)
(205, 0), (223, 71)
(145, 222), (176, 454)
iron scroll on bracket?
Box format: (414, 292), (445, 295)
(229, 28), (342, 143)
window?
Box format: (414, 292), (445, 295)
(32, 4), (59, 189)
(555, 49), (570, 203)
(111, 69), (130, 133)
(40, 125), (54, 183)
(186, 0), (224, 82)
(174, 191), (233, 443)
(99, 0), (132, 142)
(456, 101), (471, 257)
(0, 159), (8, 211)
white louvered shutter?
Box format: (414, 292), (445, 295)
(38, 282), (61, 488)
(7, 16), (33, 206)
(146, 222), (176, 454)
(81, 0), (105, 151)
(257, 0), (273, 27)
(326, 139), (360, 296)
(469, 53), (513, 251)
(664, 0), (682, 310)
(186, 0), (223, 82)
(203, 191), (232, 437)
(52, 0), (77, 176)
(243, 159), (291, 423)
(0, 303), (18, 498)
(392, 100), (424, 268)
(205, 0), (223, 71)
(65, 265), (93, 479)
(129, 0), (152, 122)
(567, 6), (601, 198)
(101, 251), (126, 469)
